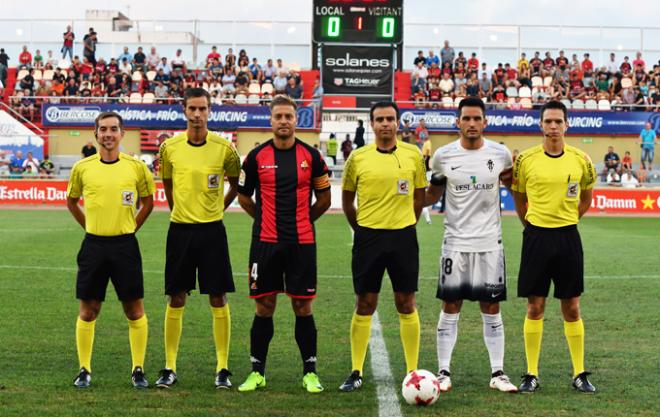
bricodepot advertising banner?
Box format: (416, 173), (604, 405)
(322, 45), (394, 95)
(399, 109), (660, 136)
(41, 104), (317, 129)
(3, 180), (660, 214)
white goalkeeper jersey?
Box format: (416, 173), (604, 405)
(431, 138), (513, 252)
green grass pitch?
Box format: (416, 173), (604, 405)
(0, 210), (658, 417)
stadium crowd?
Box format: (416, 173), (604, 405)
(408, 40), (660, 111)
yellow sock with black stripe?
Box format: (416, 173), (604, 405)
(212, 304), (231, 372)
(350, 313), (372, 374)
(128, 315), (148, 370)
(564, 319), (585, 377)
(76, 317), (95, 372)
(399, 310), (420, 373)
(164, 305), (184, 372)
(524, 317), (543, 376)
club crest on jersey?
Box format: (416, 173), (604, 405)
(208, 174), (220, 189)
(301, 160), (309, 170)
(487, 159), (494, 172)
(122, 191), (135, 206)
(398, 179), (410, 195)
(567, 182), (578, 198)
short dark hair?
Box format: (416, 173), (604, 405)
(94, 111), (123, 131)
(369, 101), (400, 122)
(540, 100), (568, 122)
(458, 96), (486, 118)
(182, 87), (211, 108)
(269, 94), (297, 111)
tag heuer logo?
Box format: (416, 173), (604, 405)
(334, 78), (344, 86)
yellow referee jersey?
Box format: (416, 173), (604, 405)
(343, 141), (427, 229)
(67, 153), (156, 236)
(512, 144), (596, 228)
(159, 131), (241, 224)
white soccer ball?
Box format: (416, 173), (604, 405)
(401, 369), (440, 406)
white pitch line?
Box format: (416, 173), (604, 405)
(0, 264), (658, 281)
(369, 311), (403, 417)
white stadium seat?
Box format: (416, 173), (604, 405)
(129, 93), (143, 104)
(518, 86), (532, 98)
(598, 99), (612, 110)
(142, 93), (155, 104)
(585, 99), (598, 110)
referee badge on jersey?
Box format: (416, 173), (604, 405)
(397, 179), (410, 195)
(208, 174), (220, 189)
(238, 169), (246, 186)
(567, 182), (579, 198)
(122, 191), (135, 206)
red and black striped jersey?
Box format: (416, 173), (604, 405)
(238, 139), (330, 244)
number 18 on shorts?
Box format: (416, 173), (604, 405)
(436, 248), (507, 302)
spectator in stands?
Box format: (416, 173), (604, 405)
(33, 50), (43, 69)
(595, 72), (609, 95)
(354, 120), (365, 148)
(638, 122), (657, 170)
(147, 47), (160, 69)
(18, 46), (32, 70)
(465, 74), (479, 97)
(518, 64), (532, 88)
(479, 72), (492, 98)
(441, 61), (453, 77)
(9, 150), (25, 174)
(602, 146), (621, 181)
(119, 58), (132, 75)
(413, 50), (426, 67)
(620, 169), (640, 188)
(133, 47), (146, 72)
(106, 76), (122, 100)
(633, 52), (646, 72)
(648, 86), (660, 111)
(622, 150), (633, 172)
(543, 51), (554, 73)
(154, 81), (168, 103)
(39, 155), (55, 177)
(620, 56), (632, 76)
(263, 59), (276, 83)
(62, 25), (75, 60)
(249, 58), (263, 83)
(636, 165), (648, 183)
(156, 57), (172, 76)
(273, 70), (288, 94)
(582, 53), (594, 78)
(414, 119), (428, 149)
(556, 50), (569, 70)
(81, 141), (97, 158)
(529, 51), (543, 77)
(83, 31), (97, 66)
(22, 151), (39, 173)
(504, 63), (519, 87)
(18, 89), (36, 120)
(171, 49), (186, 72)
(467, 53), (479, 75)
(221, 67), (237, 94)
(225, 48), (236, 67)
(606, 53), (618, 75)
(154, 68), (170, 85)
(440, 40), (455, 67)
(412, 61), (428, 80)
(439, 72), (455, 96)
(633, 87), (646, 111)
(19, 69), (35, 94)
(207, 46), (221, 66)
(311, 78), (323, 109)
(401, 120), (412, 143)
(517, 52), (529, 74)
(45, 50), (57, 68)
(411, 72), (426, 97)
(620, 87), (636, 111)
(117, 46), (131, 64)
(491, 83), (507, 106)
(492, 63), (505, 86)
(454, 64), (468, 93)
(455, 51), (467, 69)
(341, 134), (353, 161)
(208, 58), (223, 78)
(480, 62), (491, 79)
(426, 50), (439, 67)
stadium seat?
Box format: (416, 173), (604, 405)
(621, 78), (633, 89)
(129, 92), (143, 104)
(248, 83), (261, 95)
(454, 96), (464, 107)
(261, 83), (274, 95)
(214, 95), (224, 105)
(57, 60), (70, 69)
(235, 94), (248, 104)
(531, 76), (543, 88)
(598, 99), (612, 110)
(507, 97), (517, 105)
(543, 76), (553, 87)
(585, 99), (598, 110)
(519, 86), (532, 98)
(572, 99), (585, 110)
(442, 97), (454, 108)
(132, 71), (143, 81)
(560, 98), (572, 109)
(16, 69), (29, 81)
(32, 70), (43, 81)
(520, 97), (533, 109)
(248, 94), (260, 105)
(146, 71), (157, 81)
(202, 82), (210, 91)
(42, 70), (54, 81)
(142, 93), (155, 104)
(506, 87), (518, 98)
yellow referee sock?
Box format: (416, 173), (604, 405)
(564, 319), (585, 377)
(128, 315), (148, 370)
(399, 310), (420, 373)
(350, 312), (372, 374)
(164, 305), (184, 372)
(524, 317), (543, 376)
(211, 304), (231, 372)
(76, 317), (96, 372)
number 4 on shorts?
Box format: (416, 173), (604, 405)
(251, 263), (258, 281)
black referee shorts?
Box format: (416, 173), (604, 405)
(76, 233), (144, 302)
(165, 221), (235, 296)
(517, 224), (584, 299)
(248, 241), (317, 299)
(352, 225), (419, 294)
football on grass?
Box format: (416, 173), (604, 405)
(401, 369), (441, 406)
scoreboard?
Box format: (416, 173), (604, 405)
(313, 0), (403, 44)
